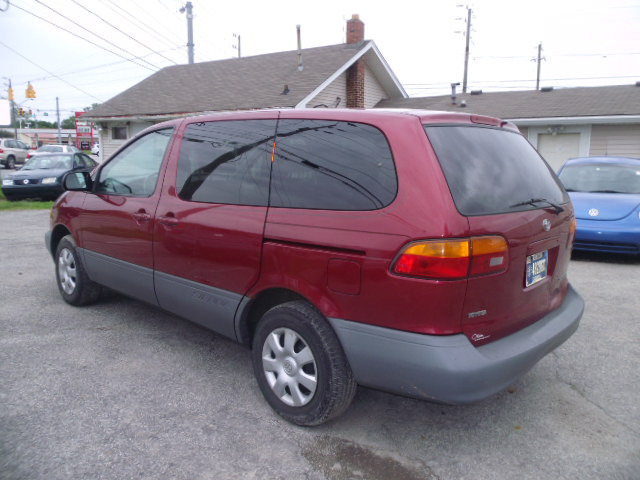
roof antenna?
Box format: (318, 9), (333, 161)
(297, 25), (304, 71)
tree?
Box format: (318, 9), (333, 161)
(61, 115), (76, 129)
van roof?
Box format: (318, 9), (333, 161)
(171, 108), (519, 132)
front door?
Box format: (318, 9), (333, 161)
(79, 127), (175, 305)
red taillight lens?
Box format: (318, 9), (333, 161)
(392, 236), (508, 280)
(0, 148), (4, 153)
(393, 240), (470, 279)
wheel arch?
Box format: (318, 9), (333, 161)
(49, 224), (72, 258)
(235, 288), (311, 347)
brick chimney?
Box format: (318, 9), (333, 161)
(346, 14), (365, 108)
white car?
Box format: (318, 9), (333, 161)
(91, 143), (100, 155)
(27, 144), (79, 160)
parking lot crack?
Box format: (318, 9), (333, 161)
(551, 352), (639, 436)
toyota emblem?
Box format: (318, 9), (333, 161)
(542, 219), (551, 231)
(588, 208), (600, 217)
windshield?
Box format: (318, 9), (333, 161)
(425, 125), (568, 215)
(22, 155), (72, 170)
(559, 163), (640, 194)
(37, 145), (64, 153)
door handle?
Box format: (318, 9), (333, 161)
(158, 214), (179, 227)
(132, 210), (151, 223)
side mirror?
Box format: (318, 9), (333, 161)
(63, 171), (93, 191)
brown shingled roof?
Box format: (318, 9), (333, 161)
(89, 42), (371, 118)
(376, 84), (640, 119)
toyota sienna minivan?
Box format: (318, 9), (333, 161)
(46, 109), (584, 426)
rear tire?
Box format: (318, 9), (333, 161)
(7, 156), (15, 169)
(251, 300), (357, 426)
(55, 235), (102, 306)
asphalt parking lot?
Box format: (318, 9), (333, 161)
(1, 208), (639, 480)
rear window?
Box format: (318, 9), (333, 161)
(425, 125), (567, 216)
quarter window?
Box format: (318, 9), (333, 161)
(270, 120), (397, 210)
(177, 120), (276, 206)
(95, 128), (173, 196)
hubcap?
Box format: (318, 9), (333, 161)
(262, 327), (317, 407)
(57, 247), (77, 295)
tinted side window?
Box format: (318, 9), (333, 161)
(96, 128), (173, 196)
(271, 120), (397, 210)
(177, 120), (276, 206)
(425, 125), (568, 216)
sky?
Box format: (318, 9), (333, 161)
(1, 0), (639, 123)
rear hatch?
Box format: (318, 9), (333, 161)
(424, 121), (574, 345)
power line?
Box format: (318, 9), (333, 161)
(0, 39), (104, 103)
(11, 1), (157, 72)
(31, 0), (160, 70)
(125, 0), (187, 47)
(22, 47), (183, 84)
(70, 0), (178, 66)
(103, 0), (184, 53)
(473, 52), (640, 60)
(404, 75), (640, 87)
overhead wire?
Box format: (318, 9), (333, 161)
(0, 39), (104, 103)
(103, 0), (184, 52)
(31, 0), (160, 70)
(21, 47), (183, 84)
(10, 1), (157, 72)
(70, 0), (178, 66)
(124, 0), (188, 47)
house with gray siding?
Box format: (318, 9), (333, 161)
(85, 15), (406, 161)
(377, 84), (640, 171)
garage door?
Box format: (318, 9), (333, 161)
(537, 133), (580, 172)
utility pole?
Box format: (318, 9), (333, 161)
(535, 43), (543, 90)
(56, 97), (61, 144)
(233, 33), (241, 58)
(180, 2), (195, 64)
(462, 6), (472, 94)
(8, 78), (18, 139)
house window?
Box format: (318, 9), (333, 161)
(112, 126), (128, 140)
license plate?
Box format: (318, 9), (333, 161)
(526, 250), (548, 287)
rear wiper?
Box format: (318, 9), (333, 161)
(590, 190), (624, 194)
(510, 197), (564, 214)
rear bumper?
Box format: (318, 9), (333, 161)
(329, 284), (584, 404)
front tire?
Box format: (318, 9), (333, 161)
(55, 235), (102, 306)
(251, 301), (357, 426)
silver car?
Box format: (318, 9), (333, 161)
(0, 138), (30, 169)
(27, 144), (80, 161)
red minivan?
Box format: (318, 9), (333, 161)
(46, 109), (584, 426)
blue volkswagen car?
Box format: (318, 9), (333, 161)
(557, 156), (640, 255)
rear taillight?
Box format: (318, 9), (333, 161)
(569, 217), (577, 246)
(0, 148), (4, 153)
(392, 236), (508, 280)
